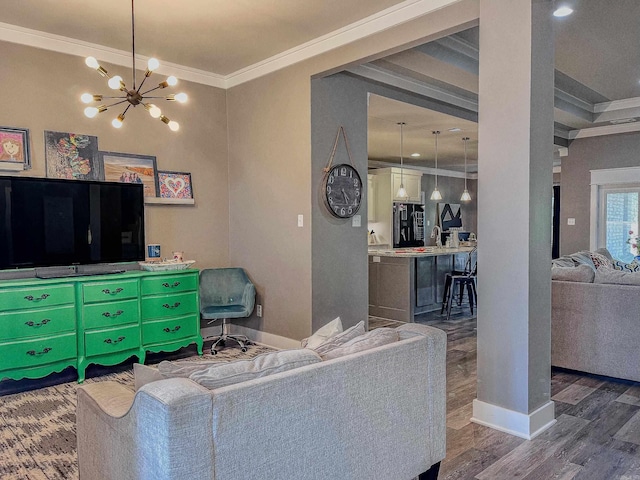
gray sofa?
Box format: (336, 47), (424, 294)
(76, 323), (446, 480)
(552, 249), (640, 382)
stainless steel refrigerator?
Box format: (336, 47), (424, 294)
(393, 202), (425, 248)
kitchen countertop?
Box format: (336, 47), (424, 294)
(368, 245), (476, 257)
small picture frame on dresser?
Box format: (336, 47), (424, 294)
(0, 126), (31, 171)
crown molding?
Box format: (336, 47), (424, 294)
(0, 21), (227, 88)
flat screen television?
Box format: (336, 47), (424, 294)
(0, 176), (145, 271)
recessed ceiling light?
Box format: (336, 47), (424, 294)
(448, 127), (461, 132)
(411, 153), (420, 157)
(553, 6), (573, 17)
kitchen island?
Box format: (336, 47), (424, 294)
(368, 246), (476, 322)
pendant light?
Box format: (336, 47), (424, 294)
(460, 136), (472, 202)
(396, 122), (408, 198)
(430, 130), (443, 201)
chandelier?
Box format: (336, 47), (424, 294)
(80, 0), (187, 131)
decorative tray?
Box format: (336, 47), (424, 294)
(138, 260), (196, 272)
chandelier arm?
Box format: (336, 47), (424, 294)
(104, 99), (132, 108)
(131, 0), (136, 89)
(142, 95), (171, 99)
(140, 86), (162, 96)
(136, 75), (149, 94)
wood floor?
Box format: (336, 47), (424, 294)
(371, 311), (640, 479)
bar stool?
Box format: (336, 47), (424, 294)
(440, 248), (477, 320)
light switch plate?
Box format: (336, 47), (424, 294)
(373, 256), (381, 263)
(297, 214), (303, 227)
(352, 215), (361, 227)
(567, 218), (575, 225)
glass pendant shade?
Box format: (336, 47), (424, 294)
(430, 130), (442, 200)
(460, 189), (471, 202)
(460, 136), (472, 202)
(396, 122), (408, 198)
(430, 187), (443, 201)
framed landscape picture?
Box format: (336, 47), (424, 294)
(158, 171), (194, 200)
(0, 126), (31, 171)
(45, 131), (101, 180)
(99, 151), (159, 198)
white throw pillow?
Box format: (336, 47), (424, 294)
(311, 321), (366, 357)
(189, 349), (321, 390)
(320, 328), (399, 361)
(133, 363), (165, 391)
(301, 316), (343, 349)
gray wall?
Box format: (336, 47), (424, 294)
(561, 131), (640, 255)
(421, 175), (478, 242)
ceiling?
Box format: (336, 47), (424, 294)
(1, 0), (638, 173)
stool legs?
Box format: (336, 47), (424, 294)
(441, 276), (477, 320)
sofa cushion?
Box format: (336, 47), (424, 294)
(551, 256), (576, 268)
(551, 264), (595, 283)
(158, 359), (230, 378)
(134, 363), (166, 391)
(189, 349), (321, 390)
(310, 321), (366, 357)
(320, 328), (399, 361)
(301, 316), (343, 349)
(567, 251), (596, 270)
(612, 260), (640, 272)
(594, 268), (640, 285)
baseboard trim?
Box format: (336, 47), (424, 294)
(471, 399), (556, 440)
(200, 324), (300, 350)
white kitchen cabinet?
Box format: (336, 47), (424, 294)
(367, 174), (376, 222)
(392, 172), (422, 202)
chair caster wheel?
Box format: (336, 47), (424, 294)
(241, 347), (247, 353)
(211, 349), (218, 355)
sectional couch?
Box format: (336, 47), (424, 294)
(76, 323), (446, 480)
(552, 248), (640, 382)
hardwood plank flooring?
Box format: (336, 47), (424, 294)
(374, 310), (640, 479)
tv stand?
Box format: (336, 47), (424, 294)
(0, 269), (203, 383)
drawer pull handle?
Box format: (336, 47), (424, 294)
(24, 294), (50, 302)
(163, 326), (182, 333)
(102, 288), (124, 296)
(24, 319), (51, 328)
(26, 347), (52, 356)
(102, 310), (124, 318)
(104, 336), (126, 345)
(162, 282), (181, 288)
(162, 302), (181, 309)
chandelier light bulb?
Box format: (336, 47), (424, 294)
(112, 115), (125, 129)
(166, 76), (178, 86)
(168, 121), (180, 132)
(397, 185), (407, 199)
(174, 92), (188, 103)
(108, 75), (123, 90)
(147, 58), (160, 71)
(80, 93), (94, 104)
(84, 106), (99, 118)
(147, 104), (162, 118)
(85, 56), (99, 69)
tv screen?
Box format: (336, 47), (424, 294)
(0, 177), (145, 270)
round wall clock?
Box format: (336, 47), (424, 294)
(322, 163), (362, 218)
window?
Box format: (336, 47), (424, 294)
(599, 187), (638, 262)
(590, 167), (640, 261)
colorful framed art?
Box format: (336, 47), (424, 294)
(157, 171), (194, 200)
(45, 131), (101, 180)
(98, 151), (159, 198)
(0, 126), (31, 171)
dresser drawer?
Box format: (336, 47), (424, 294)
(141, 292), (198, 320)
(83, 279), (138, 304)
(0, 284), (74, 312)
(84, 324), (140, 357)
(83, 299), (140, 329)
(142, 315), (198, 345)
(141, 273), (198, 296)
(0, 333), (77, 371)
(0, 305), (76, 341)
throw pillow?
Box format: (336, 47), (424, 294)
(551, 264), (595, 283)
(594, 268), (640, 286)
(134, 363), (165, 391)
(188, 349), (321, 390)
(301, 316), (343, 349)
(589, 251), (612, 269)
(551, 256), (576, 268)
(612, 260), (640, 272)
(568, 251), (596, 269)
(594, 247), (614, 262)
(310, 321), (366, 357)
(320, 328), (399, 361)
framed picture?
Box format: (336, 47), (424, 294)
(99, 151), (159, 198)
(437, 203), (462, 231)
(45, 131), (101, 180)
(157, 171), (194, 200)
(0, 126), (31, 171)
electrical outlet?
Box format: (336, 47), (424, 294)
(257, 304), (263, 317)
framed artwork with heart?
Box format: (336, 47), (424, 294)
(98, 151), (159, 198)
(158, 171), (194, 200)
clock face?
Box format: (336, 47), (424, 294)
(323, 164), (362, 218)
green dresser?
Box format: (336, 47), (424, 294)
(0, 269), (203, 383)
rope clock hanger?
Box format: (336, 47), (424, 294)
(321, 126), (362, 219)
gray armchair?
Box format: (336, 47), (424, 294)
(200, 268), (256, 354)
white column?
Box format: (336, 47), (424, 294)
(473, 0), (556, 439)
